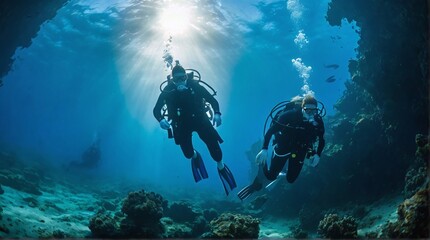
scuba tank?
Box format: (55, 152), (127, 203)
(263, 97), (326, 160)
(158, 64), (218, 128)
(263, 97), (326, 137)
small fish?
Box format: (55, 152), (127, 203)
(324, 64), (339, 69)
(325, 75), (336, 83)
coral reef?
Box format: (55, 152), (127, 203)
(403, 166), (428, 198)
(52, 230), (66, 238)
(162, 202), (210, 237)
(415, 134), (429, 169)
(161, 217), (193, 238)
(164, 201), (198, 223)
(403, 134), (429, 198)
(382, 187), (429, 238)
(162, 201), (210, 237)
(203, 208), (219, 222)
(88, 212), (120, 238)
(89, 189), (168, 238)
(119, 190), (167, 237)
(415, 134), (429, 159)
(318, 213), (358, 238)
(209, 213), (260, 238)
(88, 189), (214, 238)
(121, 189), (166, 223)
(191, 215), (210, 237)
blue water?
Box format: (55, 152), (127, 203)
(0, 0), (358, 197)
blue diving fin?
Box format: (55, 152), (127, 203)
(218, 164), (237, 195)
(191, 151), (208, 182)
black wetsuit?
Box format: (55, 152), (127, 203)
(153, 80), (223, 161)
(262, 108), (325, 183)
(81, 145), (101, 168)
(69, 143), (101, 169)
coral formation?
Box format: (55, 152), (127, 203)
(88, 212), (120, 238)
(121, 189), (166, 224)
(203, 208), (219, 222)
(209, 213), (260, 238)
(415, 134), (429, 159)
(119, 190), (167, 237)
(161, 217), (193, 238)
(403, 166), (428, 198)
(164, 201), (198, 223)
(191, 215), (209, 237)
(159, 201), (210, 237)
(404, 134), (429, 198)
(89, 189), (168, 238)
(318, 213), (358, 238)
(52, 230), (66, 238)
(383, 187), (429, 238)
(415, 134), (429, 168)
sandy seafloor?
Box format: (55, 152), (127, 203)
(0, 176), (402, 238)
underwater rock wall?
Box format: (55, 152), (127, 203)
(0, 0), (68, 81)
(382, 186), (429, 238)
(324, 0), (429, 200)
(327, 0), (429, 148)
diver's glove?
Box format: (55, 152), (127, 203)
(213, 113), (222, 127)
(309, 155), (320, 167)
(159, 119), (171, 130)
(255, 149), (268, 165)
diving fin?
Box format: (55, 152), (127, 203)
(218, 164), (237, 195)
(191, 151), (208, 183)
(237, 177), (263, 201)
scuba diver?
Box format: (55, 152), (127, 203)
(153, 61), (236, 195)
(69, 133), (101, 169)
(237, 94), (326, 201)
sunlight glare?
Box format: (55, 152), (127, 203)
(158, 5), (193, 35)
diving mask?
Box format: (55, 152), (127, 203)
(172, 73), (188, 91)
(302, 104), (318, 120)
